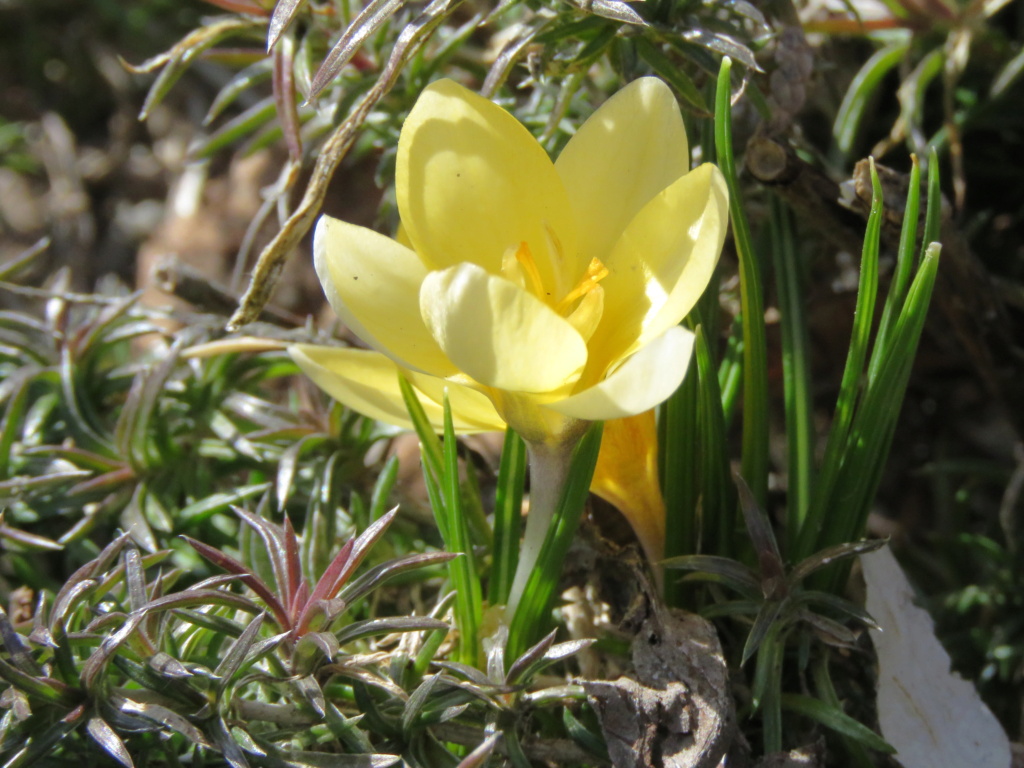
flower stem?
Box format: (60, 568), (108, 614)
(505, 439), (575, 620)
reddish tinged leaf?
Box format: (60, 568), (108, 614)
(289, 580), (309, 624)
(138, 590), (262, 619)
(233, 508), (288, 601)
(181, 536), (289, 627)
(296, 509), (397, 634)
(296, 539), (352, 634)
(336, 508), (399, 593)
(272, 40), (302, 161)
(283, 516), (302, 607)
(337, 551), (457, 608)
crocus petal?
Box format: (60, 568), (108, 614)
(586, 163), (728, 378)
(421, 263), (588, 394)
(555, 77), (690, 265)
(397, 79), (580, 290)
(314, 216), (456, 377)
(288, 345), (503, 433)
(591, 411), (666, 565)
(404, 370), (508, 433)
(547, 325), (695, 421)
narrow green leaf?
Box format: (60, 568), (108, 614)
(137, 19), (259, 121)
(813, 651), (876, 767)
(781, 693), (896, 753)
(870, 155), (921, 378)
(204, 59), (274, 124)
(695, 326), (734, 557)
(215, 613), (266, 694)
(715, 57), (769, 507)
(177, 482), (271, 526)
(634, 37), (707, 111)
(920, 148), (942, 257)
(662, 554), (760, 598)
(798, 162), (883, 560)
(742, 599), (785, 666)
(491, 428), (526, 605)
(833, 41), (910, 156)
(768, 196), (814, 537)
(369, 454), (400, 522)
(752, 623), (785, 753)
(441, 393), (482, 666)
(192, 97), (278, 159)
(825, 245), (941, 563)
(660, 341), (698, 606)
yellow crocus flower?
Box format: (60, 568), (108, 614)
(289, 76), (728, 448)
(289, 77), (728, 611)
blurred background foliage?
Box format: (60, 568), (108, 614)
(1, 0), (1024, 765)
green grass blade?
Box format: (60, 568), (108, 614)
(442, 393), (482, 666)
(781, 693), (895, 754)
(752, 623), (785, 753)
(717, 321), (743, 428)
(869, 155), (921, 380)
(398, 376), (481, 665)
(369, 454), (400, 523)
(490, 428), (526, 606)
(797, 162), (883, 560)
(813, 651), (877, 767)
(661, 353), (699, 606)
(921, 148), (942, 257)
(829, 245), (941, 552)
(832, 41), (910, 157)
(694, 327), (734, 558)
(715, 57), (769, 506)
(397, 376), (445, 535)
(768, 196), (814, 540)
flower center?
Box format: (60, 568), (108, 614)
(501, 240), (608, 342)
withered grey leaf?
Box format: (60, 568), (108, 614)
(586, 600), (733, 768)
(584, 676), (693, 768)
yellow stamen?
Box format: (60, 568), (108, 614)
(557, 257), (609, 314)
(514, 241), (547, 299)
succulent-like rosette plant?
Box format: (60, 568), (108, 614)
(289, 76), (728, 612)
